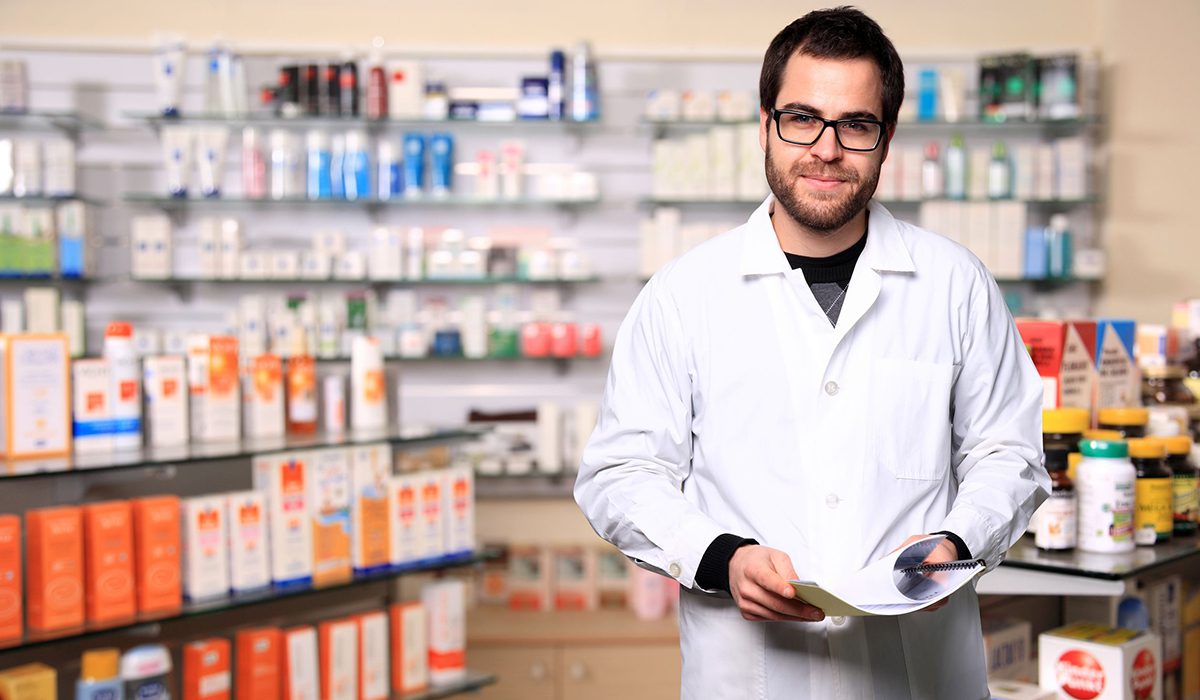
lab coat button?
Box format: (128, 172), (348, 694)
(831, 616), (847, 626)
(824, 381), (839, 396)
(825, 493), (839, 509)
(668, 562), (682, 577)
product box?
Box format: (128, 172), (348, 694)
(198, 219), (220, 279)
(226, 491), (270, 592)
(0, 663), (56, 699)
(1183, 579), (1200, 700)
(183, 637), (232, 700)
(319, 618), (359, 700)
(82, 500), (135, 625)
(310, 447), (353, 585)
(183, 495), (230, 600)
(443, 466), (474, 557)
(1016, 319), (1097, 412)
(131, 495), (182, 613)
(422, 580), (466, 686)
(1093, 319), (1140, 413)
(219, 218), (241, 280)
(1146, 576), (1183, 679)
(388, 474), (422, 567)
(988, 679), (1055, 700)
(0, 514), (22, 641)
(72, 358), (113, 453)
(235, 627), (281, 700)
(417, 470), (445, 560)
(1040, 624), (1162, 700)
(553, 545), (597, 611)
(284, 625), (320, 700)
(390, 602), (428, 694)
(206, 335), (241, 441)
(352, 443), (393, 574)
(355, 611), (390, 700)
(244, 354), (285, 439)
(253, 452), (314, 586)
(508, 544), (553, 611)
(130, 214), (173, 279)
(24, 505), (83, 631)
(143, 355), (189, 448)
(982, 617), (1033, 682)
(595, 547), (632, 610)
(0, 333), (71, 458)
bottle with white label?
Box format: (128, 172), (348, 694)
(920, 141), (943, 199)
(944, 134), (967, 200)
(1076, 439), (1136, 553)
(987, 140), (1012, 199)
(104, 321), (143, 450)
(1036, 448), (1077, 550)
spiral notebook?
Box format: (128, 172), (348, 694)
(788, 535), (985, 617)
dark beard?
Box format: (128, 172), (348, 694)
(765, 141), (880, 234)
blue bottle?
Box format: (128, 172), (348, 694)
(330, 133), (346, 199)
(306, 130), (332, 200)
(77, 648), (124, 700)
(548, 49), (566, 121)
(403, 132), (426, 198)
(570, 42), (599, 122)
(429, 133), (453, 197)
(377, 140), (402, 200)
(343, 130), (371, 201)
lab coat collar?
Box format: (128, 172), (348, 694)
(739, 196), (917, 277)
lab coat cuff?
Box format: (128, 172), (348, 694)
(672, 517), (731, 589)
(936, 507), (1003, 570)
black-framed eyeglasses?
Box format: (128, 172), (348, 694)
(770, 108), (886, 152)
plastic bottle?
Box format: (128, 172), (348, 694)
(77, 648), (124, 700)
(269, 129), (299, 200)
(286, 330), (318, 435)
(120, 645), (172, 700)
(920, 141), (943, 199)
(305, 130), (332, 200)
(1076, 438), (1136, 553)
(570, 42), (599, 122)
(548, 49), (566, 121)
(104, 322), (142, 450)
(1165, 435), (1199, 535)
(1098, 407), (1149, 439)
(366, 45), (388, 120)
(987, 141), (1011, 199)
(343, 131), (370, 202)
(1129, 438), (1174, 545)
(944, 134), (967, 200)
(339, 60), (359, 117)
(1045, 213), (1073, 279)
(1036, 447), (1077, 551)
(241, 127), (266, 200)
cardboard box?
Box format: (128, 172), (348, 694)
(72, 358), (113, 453)
(319, 618), (359, 700)
(388, 474), (422, 567)
(253, 452), (314, 586)
(219, 218), (241, 280)
(143, 355), (188, 448)
(443, 466), (474, 557)
(236, 627), (281, 700)
(0, 664), (56, 699)
(0, 514), (22, 641)
(1016, 319), (1097, 412)
(507, 544), (552, 611)
(352, 443), (393, 574)
(988, 679), (1055, 700)
(207, 335), (241, 441)
(131, 495), (182, 613)
(982, 617), (1033, 682)
(423, 580), (466, 686)
(226, 491), (270, 592)
(284, 625), (320, 700)
(183, 495), (230, 600)
(130, 214), (172, 279)
(198, 218), (220, 279)
(1093, 319), (1140, 413)
(553, 546), (597, 611)
(1183, 579), (1200, 700)
(310, 447), (353, 585)
(24, 505), (83, 631)
(355, 611), (390, 700)
(0, 333), (71, 458)
(183, 637), (232, 700)
(82, 500), (135, 625)
(1040, 624), (1162, 700)
(244, 354), (285, 439)
(595, 548), (632, 610)
(390, 602), (428, 694)
(1146, 576), (1183, 681)
(417, 471), (445, 560)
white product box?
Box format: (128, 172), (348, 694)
(422, 580), (466, 685)
(351, 443), (393, 573)
(188, 335), (241, 442)
(243, 354), (285, 439)
(238, 295), (267, 358)
(992, 201), (1027, 279)
(552, 545), (598, 611)
(143, 355), (188, 447)
(388, 474), (423, 566)
(1035, 144), (1057, 201)
(982, 617), (1032, 681)
(987, 680), (1055, 700)
(219, 219), (242, 279)
(965, 201), (993, 269)
(368, 227), (404, 281)
(239, 251), (268, 279)
(319, 619), (358, 700)
(968, 146), (991, 201)
(132, 328), (161, 357)
(183, 495), (231, 600)
(900, 146), (923, 201)
(284, 626), (320, 700)
(300, 251), (332, 280)
(163, 330), (188, 356)
(61, 300), (85, 358)
(417, 470), (445, 560)
(270, 251), (300, 280)
(387, 61), (425, 119)
(253, 451), (315, 586)
(314, 230), (346, 257)
(335, 252), (367, 280)
(736, 124), (767, 201)
(350, 336), (387, 431)
(198, 218), (221, 279)
(1055, 136), (1088, 200)
(0, 333), (71, 458)
(391, 603), (428, 693)
(131, 215), (173, 279)
(709, 127), (738, 199)
(1146, 576), (1183, 678)
(536, 401), (562, 474)
(356, 610), (390, 700)
(443, 466), (474, 556)
(309, 447), (353, 585)
(72, 358), (113, 453)
(1040, 624), (1162, 700)
(225, 490), (270, 592)
(596, 547), (632, 610)
(23, 287), (59, 333)
(507, 545), (553, 611)
(1014, 144), (1037, 201)
(43, 140), (76, 196)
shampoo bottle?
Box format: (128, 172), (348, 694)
(987, 141), (1012, 200)
(121, 645), (172, 700)
(944, 135), (967, 200)
(77, 648), (123, 700)
(570, 42), (599, 122)
(920, 142), (943, 199)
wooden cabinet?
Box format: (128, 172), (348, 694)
(468, 608), (681, 700)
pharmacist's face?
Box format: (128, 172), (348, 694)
(760, 53), (891, 233)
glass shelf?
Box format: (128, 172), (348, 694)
(124, 193), (601, 209)
(315, 355), (603, 365)
(639, 197), (1098, 207)
(0, 552), (487, 653)
(0, 274), (92, 284)
(475, 473), (577, 499)
(130, 276), (601, 287)
(400, 672), (498, 700)
(0, 194), (102, 207)
(642, 116), (1098, 129)
(0, 110), (102, 133)
(1001, 534), (1200, 581)
(994, 277), (1100, 285)
(0, 426), (485, 481)
(127, 111), (598, 130)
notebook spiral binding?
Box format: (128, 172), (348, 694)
(900, 559), (985, 575)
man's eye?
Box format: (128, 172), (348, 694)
(793, 113), (815, 124)
(842, 121), (866, 132)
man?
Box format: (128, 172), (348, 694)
(574, 7), (1049, 700)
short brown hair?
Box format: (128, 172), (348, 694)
(759, 7), (905, 127)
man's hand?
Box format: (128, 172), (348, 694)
(728, 545), (825, 622)
(893, 534), (959, 613)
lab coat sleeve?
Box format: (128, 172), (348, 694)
(937, 270), (1050, 569)
(574, 275), (726, 589)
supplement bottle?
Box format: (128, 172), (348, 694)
(1031, 408), (1088, 533)
(1165, 435), (1198, 536)
(1129, 438), (1174, 545)
(1035, 447), (1076, 551)
(1098, 407), (1149, 439)
(1076, 439), (1135, 553)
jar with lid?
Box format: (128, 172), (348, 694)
(1076, 439), (1136, 553)
(1074, 430), (1122, 480)
(1098, 407), (1149, 439)
(1032, 408), (1089, 534)
(1128, 438), (1174, 545)
(1035, 447), (1076, 551)
(1142, 365), (1196, 436)
(1165, 435), (1198, 536)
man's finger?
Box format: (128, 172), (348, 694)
(739, 583), (825, 621)
(768, 550), (800, 586)
(748, 562), (795, 599)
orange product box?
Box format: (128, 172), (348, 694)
(0, 333), (72, 459)
(355, 611), (390, 700)
(390, 602), (428, 694)
(319, 618), (359, 700)
(184, 637), (232, 700)
(82, 500), (136, 625)
(0, 514), (21, 641)
(235, 627), (281, 700)
(283, 625), (319, 700)
(131, 495), (182, 614)
(24, 505), (84, 632)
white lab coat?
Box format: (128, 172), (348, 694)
(575, 197), (1049, 700)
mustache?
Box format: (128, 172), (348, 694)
(792, 164), (859, 183)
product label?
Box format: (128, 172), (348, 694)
(1174, 475), (1198, 525)
(1056, 649), (1105, 699)
(1078, 469), (1134, 548)
(1036, 491), (1078, 549)
(1135, 477), (1174, 539)
(1061, 324), (1095, 409)
(1131, 648), (1157, 699)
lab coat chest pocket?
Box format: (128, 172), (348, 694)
(867, 358), (954, 480)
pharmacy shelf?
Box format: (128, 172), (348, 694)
(128, 111), (598, 131)
(643, 116), (1098, 130)
(978, 535), (1200, 597)
(877, 197), (1100, 207)
(129, 275), (602, 287)
(993, 277), (1100, 286)
(0, 551), (487, 654)
(0, 274), (92, 285)
(0, 109), (102, 133)
(0, 193), (103, 207)
(315, 355), (604, 366)
(475, 473), (577, 499)
(0, 426), (486, 481)
(398, 672), (498, 700)
(124, 193), (601, 210)
(638, 197), (1099, 207)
